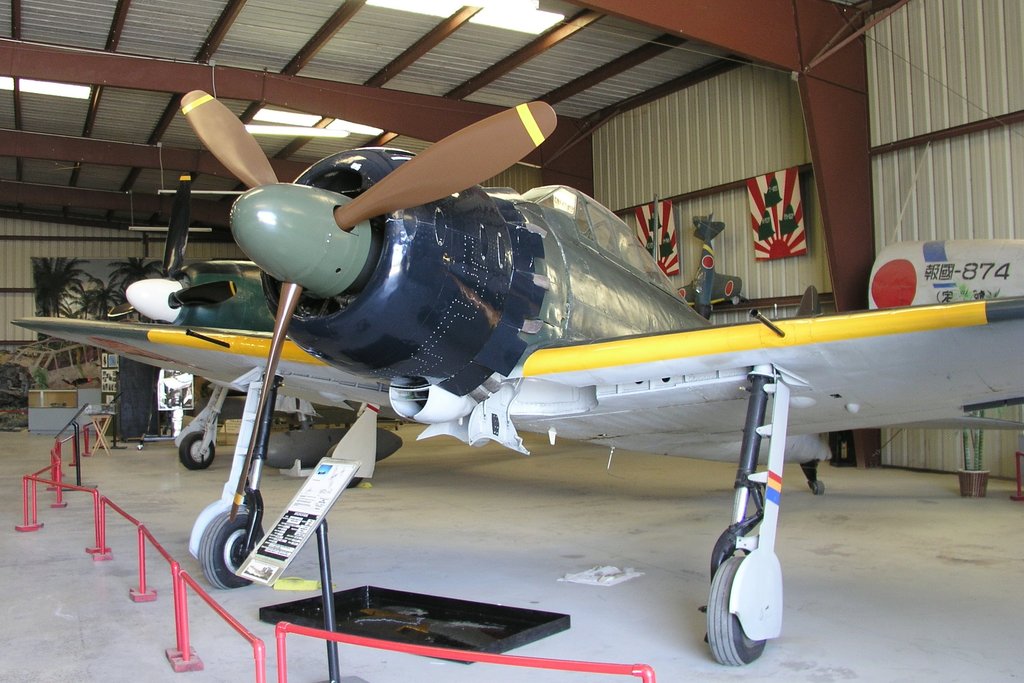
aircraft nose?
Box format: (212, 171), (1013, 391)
(231, 184), (374, 299)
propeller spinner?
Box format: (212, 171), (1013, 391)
(115, 174), (237, 322)
(180, 89), (557, 520)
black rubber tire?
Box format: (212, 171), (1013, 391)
(178, 432), (215, 470)
(198, 510), (262, 589)
(707, 556), (767, 666)
(810, 479), (825, 496)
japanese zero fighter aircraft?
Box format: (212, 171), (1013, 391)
(17, 90), (1024, 667)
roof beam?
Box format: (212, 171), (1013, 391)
(365, 5), (481, 88)
(540, 33), (686, 104)
(0, 39), (584, 170)
(278, 6), (482, 161)
(0, 129), (308, 180)
(282, 0), (366, 76)
(445, 9), (603, 99)
(0, 180), (231, 228)
(0, 39), (536, 143)
(195, 0), (247, 64)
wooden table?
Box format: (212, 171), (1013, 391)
(90, 412), (114, 456)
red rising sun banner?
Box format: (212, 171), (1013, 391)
(634, 199), (680, 277)
(747, 167), (807, 260)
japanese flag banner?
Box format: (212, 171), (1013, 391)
(634, 199), (679, 276)
(747, 167), (807, 260)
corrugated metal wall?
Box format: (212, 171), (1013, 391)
(594, 66), (810, 209)
(869, 0), (1022, 476)
(593, 65), (830, 316)
(0, 216), (243, 344)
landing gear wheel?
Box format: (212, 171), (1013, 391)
(198, 510), (261, 589)
(809, 480), (825, 495)
(707, 556), (766, 665)
(178, 432), (215, 470)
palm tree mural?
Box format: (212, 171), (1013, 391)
(31, 257), (88, 317)
(68, 275), (123, 319)
(109, 257), (162, 297)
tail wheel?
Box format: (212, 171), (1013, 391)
(707, 555), (766, 665)
(179, 432), (215, 470)
(198, 510), (262, 589)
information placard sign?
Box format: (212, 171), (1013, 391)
(237, 457), (360, 586)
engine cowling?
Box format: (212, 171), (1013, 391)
(259, 148), (549, 398)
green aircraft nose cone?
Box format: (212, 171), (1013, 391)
(231, 184), (373, 299)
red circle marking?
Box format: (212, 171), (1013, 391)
(870, 259), (917, 308)
(724, 280), (734, 297)
(701, 254), (715, 269)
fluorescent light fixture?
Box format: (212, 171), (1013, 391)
(252, 108), (322, 127)
(245, 124), (351, 138)
(249, 108), (384, 138)
(128, 225), (213, 233)
(367, 0), (563, 34)
(474, 4), (563, 33)
(0, 76), (91, 99)
(325, 119), (384, 136)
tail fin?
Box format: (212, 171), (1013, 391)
(796, 285), (822, 317)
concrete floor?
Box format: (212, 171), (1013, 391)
(2, 423), (1022, 683)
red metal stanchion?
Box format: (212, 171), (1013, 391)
(130, 525), (158, 602)
(165, 561), (204, 672)
(50, 447), (67, 509)
(179, 571), (266, 683)
(1012, 451), (1024, 502)
(15, 475), (43, 532)
(84, 490), (112, 560)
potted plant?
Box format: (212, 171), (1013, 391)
(958, 416), (989, 497)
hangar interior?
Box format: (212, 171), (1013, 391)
(1, 0), (1023, 681)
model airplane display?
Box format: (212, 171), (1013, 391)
(17, 91), (1024, 666)
(677, 213), (742, 318)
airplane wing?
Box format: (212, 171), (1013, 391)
(14, 317), (389, 409)
(514, 297), (1024, 460)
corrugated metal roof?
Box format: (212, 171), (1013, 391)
(301, 5), (447, 85)
(91, 88), (171, 143)
(20, 0), (118, 50)
(117, 0), (229, 61)
(215, 0), (343, 73)
(0, 0), (785, 230)
(19, 92), (91, 136)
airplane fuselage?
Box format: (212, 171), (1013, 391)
(256, 149), (709, 406)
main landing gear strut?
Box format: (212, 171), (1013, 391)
(706, 364), (790, 665)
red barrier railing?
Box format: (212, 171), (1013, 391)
(18, 437), (655, 683)
(274, 621), (657, 683)
(177, 568), (267, 683)
(15, 445), (267, 682)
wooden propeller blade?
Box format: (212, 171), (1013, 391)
(162, 174), (192, 278)
(229, 281), (303, 520)
(333, 101), (556, 230)
(181, 90), (278, 189)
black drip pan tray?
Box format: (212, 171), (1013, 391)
(260, 585), (570, 656)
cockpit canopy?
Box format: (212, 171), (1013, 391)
(521, 185), (676, 295)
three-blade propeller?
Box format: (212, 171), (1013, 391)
(180, 89), (557, 520)
(111, 174), (236, 321)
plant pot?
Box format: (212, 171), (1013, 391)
(957, 469), (989, 497)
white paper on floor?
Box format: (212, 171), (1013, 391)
(559, 565), (644, 586)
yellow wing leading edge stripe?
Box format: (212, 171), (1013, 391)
(147, 328), (323, 365)
(523, 300), (991, 378)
